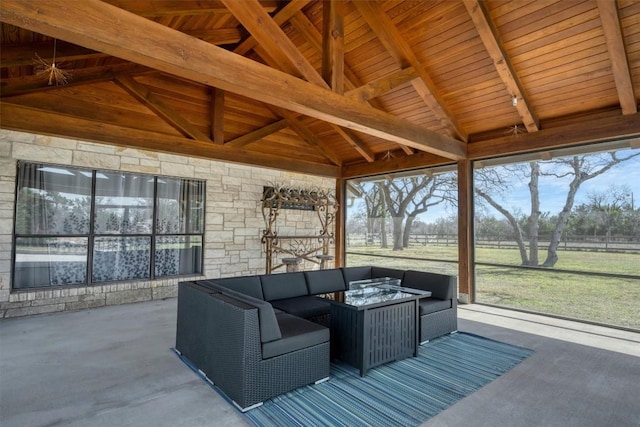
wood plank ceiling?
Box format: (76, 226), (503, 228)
(1, 0), (639, 178)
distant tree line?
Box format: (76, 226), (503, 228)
(347, 149), (640, 268)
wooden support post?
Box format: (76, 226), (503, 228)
(335, 178), (345, 268)
(457, 159), (475, 303)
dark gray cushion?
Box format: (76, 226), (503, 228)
(262, 312), (329, 359)
(402, 270), (455, 300)
(341, 266), (372, 284)
(419, 298), (452, 315)
(196, 280), (281, 343)
(371, 266), (405, 280)
(260, 272), (309, 301)
(214, 276), (264, 300)
(271, 296), (330, 319)
(304, 269), (346, 294)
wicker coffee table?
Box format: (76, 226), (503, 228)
(326, 283), (431, 376)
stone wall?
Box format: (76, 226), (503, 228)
(0, 129), (336, 318)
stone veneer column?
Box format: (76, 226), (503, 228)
(0, 129), (336, 318)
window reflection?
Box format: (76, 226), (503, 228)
(13, 162), (205, 289)
(15, 164), (91, 235)
(13, 237), (88, 288)
(94, 172), (154, 234)
(92, 236), (151, 282)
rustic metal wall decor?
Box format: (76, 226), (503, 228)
(261, 183), (337, 274)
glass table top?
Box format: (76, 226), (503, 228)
(343, 285), (418, 307)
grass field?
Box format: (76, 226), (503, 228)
(346, 244), (640, 330)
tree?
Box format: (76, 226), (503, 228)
(587, 185), (632, 248)
(378, 173), (455, 250)
(352, 182), (388, 247)
(475, 150), (640, 267)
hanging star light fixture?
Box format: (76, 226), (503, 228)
(34, 39), (72, 86)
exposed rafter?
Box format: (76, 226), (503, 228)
(287, 8), (413, 158)
(225, 119), (288, 148)
(1, 63), (153, 98)
(114, 74), (213, 143)
(596, 0), (637, 115)
(1, 101), (341, 177)
(0, 0), (466, 160)
(0, 28), (244, 70)
(345, 67), (418, 103)
(463, 0), (540, 132)
(233, 0), (311, 56)
(270, 106), (342, 166)
(102, 0), (279, 17)
(211, 87), (225, 144)
(226, 0), (375, 163)
(322, 0), (346, 94)
(353, 0), (468, 142)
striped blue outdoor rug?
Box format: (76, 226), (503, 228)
(244, 332), (533, 427)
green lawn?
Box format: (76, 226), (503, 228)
(346, 245), (640, 330)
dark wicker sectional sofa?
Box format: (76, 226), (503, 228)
(175, 266), (457, 411)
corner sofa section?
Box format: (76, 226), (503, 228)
(175, 280), (330, 412)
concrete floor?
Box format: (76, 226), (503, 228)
(1, 299), (638, 427)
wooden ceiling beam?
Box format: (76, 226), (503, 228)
(331, 126), (376, 163)
(0, 40), (103, 68)
(322, 0), (346, 94)
(320, 1), (375, 163)
(463, 0), (540, 132)
(270, 106), (342, 166)
(468, 112), (640, 160)
(179, 28), (244, 45)
(114, 74), (213, 143)
(342, 151), (452, 180)
(353, 0), (468, 143)
(233, 0), (310, 56)
(346, 67), (419, 103)
(288, 9), (412, 158)
(224, 0), (344, 163)
(102, 0), (278, 17)
(290, 11), (360, 91)
(1, 102), (340, 176)
(1, 28), (245, 70)
(225, 119), (288, 148)
(223, 0), (327, 87)
(0, 0), (466, 160)
(211, 87), (225, 144)
(1, 63), (153, 98)
(596, 0), (637, 115)
(226, 0), (375, 163)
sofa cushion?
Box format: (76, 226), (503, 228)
(213, 276), (264, 300)
(419, 298), (452, 315)
(196, 280), (281, 343)
(304, 269), (346, 294)
(262, 312), (329, 359)
(341, 266), (372, 285)
(271, 296), (330, 319)
(371, 266), (405, 280)
(403, 270), (455, 300)
(260, 272), (309, 301)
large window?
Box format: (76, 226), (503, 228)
(12, 163), (204, 289)
(345, 166), (459, 275)
(473, 142), (640, 330)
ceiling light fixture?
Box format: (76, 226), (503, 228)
(34, 39), (72, 86)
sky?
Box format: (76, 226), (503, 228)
(348, 147), (640, 224)
(489, 149), (640, 216)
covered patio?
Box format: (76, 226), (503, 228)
(1, 299), (638, 427)
(1, 1), (639, 425)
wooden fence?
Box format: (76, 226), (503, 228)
(346, 233), (640, 254)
